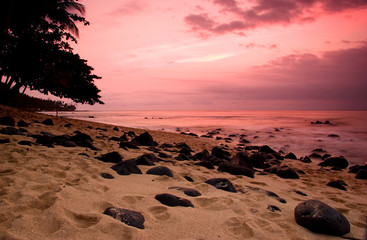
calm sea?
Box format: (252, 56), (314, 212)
(48, 110), (367, 165)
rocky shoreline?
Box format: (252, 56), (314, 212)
(0, 105), (366, 239)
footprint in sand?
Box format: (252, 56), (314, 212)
(63, 208), (101, 228)
(223, 217), (254, 238)
(148, 206), (170, 221)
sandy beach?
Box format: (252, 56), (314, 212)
(0, 104), (366, 240)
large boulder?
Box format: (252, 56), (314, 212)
(104, 207), (145, 229)
(318, 156), (349, 169)
(294, 200), (350, 236)
(205, 178), (237, 193)
(249, 152), (266, 168)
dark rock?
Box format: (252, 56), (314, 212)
(36, 134), (54, 145)
(265, 190), (287, 203)
(205, 178), (237, 193)
(259, 145), (276, 154)
(17, 120), (29, 127)
(0, 138), (10, 144)
(18, 128), (28, 133)
(158, 152), (171, 158)
(160, 143), (174, 148)
(322, 153), (331, 160)
(111, 160), (142, 175)
(313, 148), (326, 153)
(231, 151), (253, 169)
(135, 153), (160, 166)
(169, 187), (201, 197)
(300, 156), (312, 163)
(184, 176), (194, 182)
(98, 151), (123, 163)
(71, 132), (93, 143)
(179, 147), (192, 156)
(78, 153), (90, 157)
(113, 127), (119, 131)
(18, 140), (32, 146)
(146, 166), (173, 177)
(211, 146), (231, 160)
(155, 193), (194, 207)
(318, 156), (349, 169)
(175, 153), (189, 161)
(309, 153), (322, 158)
(194, 149), (210, 161)
(294, 190), (307, 196)
(101, 173), (114, 179)
(285, 152), (297, 160)
(103, 207), (145, 229)
(328, 134), (340, 138)
(0, 116), (15, 126)
(81, 140), (99, 150)
(194, 161), (215, 169)
(249, 152), (266, 169)
(132, 132), (157, 146)
(175, 142), (193, 151)
(109, 137), (122, 142)
(61, 140), (78, 147)
(356, 169), (367, 179)
(119, 141), (140, 150)
(265, 165), (300, 179)
(0, 127), (20, 135)
(42, 118), (54, 126)
(326, 180), (347, 191)
(267, 205), (281, 212)
(239, 138), (250, 143)
(64, 123), (72, 128)
(218, 162), (254, 178)
(294, 200), (350, 236)
(348, 164), (366, 173)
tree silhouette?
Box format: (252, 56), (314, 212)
(0, 0), (103, 105)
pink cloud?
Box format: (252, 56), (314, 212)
(185, 0), (367, 37)
(199, 44), (367, 110)
(109, 0), (148, 16)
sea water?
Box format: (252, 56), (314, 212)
(48, 110), (367, 165)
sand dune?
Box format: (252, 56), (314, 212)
(0, 105), (366, 240)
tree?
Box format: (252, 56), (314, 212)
(0, 0), (103, 105)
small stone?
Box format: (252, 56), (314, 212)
(205, 178), (237, 193)
(169, 187), (201, 197)
(101, 173), (114, 179)
(42, 118), (54, 126)
(18, 140), (32, 146)
(155, 193), (194, 207)
(267, 205), (281, 212)
(104, 207), (145, 229)
(0, 116), (15, 126)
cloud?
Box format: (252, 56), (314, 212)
(200, 43), (367, 110)
(109, 1), (148, 16)
(185, 0), (367, 37)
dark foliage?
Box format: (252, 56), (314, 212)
(0, 0), (103, 105)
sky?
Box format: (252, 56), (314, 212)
(31, 0), (367, 110)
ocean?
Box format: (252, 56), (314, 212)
(47, 110), (367, 165)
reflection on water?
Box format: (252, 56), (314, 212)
(45, 110), (367, 165)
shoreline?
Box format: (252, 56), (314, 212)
(0, 104), (366, 239)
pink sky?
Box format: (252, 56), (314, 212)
(31, 0), (367, 110)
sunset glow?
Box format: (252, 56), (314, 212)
(36, 0), (367, 110)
